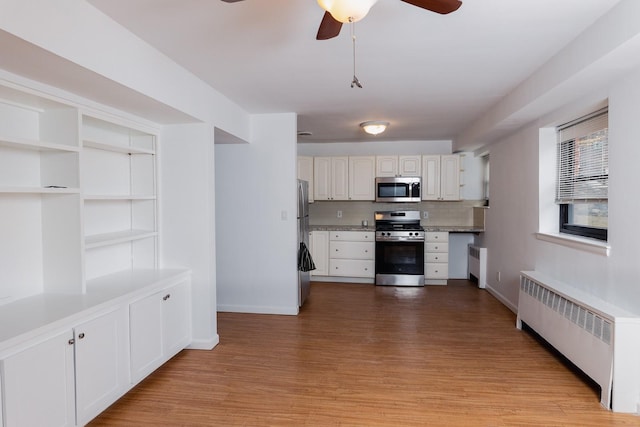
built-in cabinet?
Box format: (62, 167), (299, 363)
(297, 156), (314, 203)
(314, 156), (377, 201)
(309, 231), (329, 276)
(328, 231), (375, 279)
(425, 232), (449, 285)
(301, 153), (463, 203)
(313, 156), (349, 201)
(130, 280), (191, 384)
(376, 155), (421, 177)
(0, 80), (192, 426)
(422, 155), (460, 201)
(348, 156), (375, 201)
(1, 305), (129, 427)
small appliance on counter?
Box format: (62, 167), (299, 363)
(374, 210), (425, 286)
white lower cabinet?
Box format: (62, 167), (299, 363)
(309, 231), (329, 277)
(425, 232), (449, 285)
(1, 330), (75, 427)
(130, 280), (191, 384)
(74, 306), (130, 426)
(329, 231), (375, 279)
(0, 306), (129, 427)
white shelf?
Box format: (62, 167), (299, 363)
(83, 194), (156, 200)
(0, 186), (80, 194)
(83, 139), (154, 155)
(85, 230), (157, 249)
(0, 136), (80, 152)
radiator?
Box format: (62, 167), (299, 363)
(517, 271), (640, 413)
(467, 245), (486, 288)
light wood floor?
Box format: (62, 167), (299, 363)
(90, 281), (640, 426)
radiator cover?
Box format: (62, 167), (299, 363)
(517, 271), (640, 413)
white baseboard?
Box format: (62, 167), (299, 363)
(485, 284), (518, 314)
(187, 334), (220, 350)
(217, 304), (299, 315)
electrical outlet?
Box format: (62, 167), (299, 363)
(422, 211), (429, 219)
(337, 210), (342, 218)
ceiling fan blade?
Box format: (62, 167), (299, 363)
(400, 0), (462, 14)
(316, 11), (343, 40)
(220, 0), (244, 2)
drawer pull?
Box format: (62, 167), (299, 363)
(163, 294), (171, 301)
(68, 338), (75, 345)
(78, 333), (85, 340)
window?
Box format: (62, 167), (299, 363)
(556, 109), (608, 241)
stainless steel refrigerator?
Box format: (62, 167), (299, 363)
(297, 179), (311, 306)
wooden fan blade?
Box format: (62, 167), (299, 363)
(401, 0), (462, 14)
(316, 11), (343, 40)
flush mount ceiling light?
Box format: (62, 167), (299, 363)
(360, 121), (389, 135)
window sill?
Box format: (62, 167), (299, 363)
(535, 232), (610, 256)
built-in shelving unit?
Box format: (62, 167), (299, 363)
(0, 81), (160, 301)
(81, 114), (158, 283)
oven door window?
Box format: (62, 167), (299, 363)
(375, 241), (424, 275)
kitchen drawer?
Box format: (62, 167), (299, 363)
(425, 252), (449, 263)
(425, 263), (448, 279)
(329, 259), (375, 278)
(329, 231), (374, 242)
(425, 242), (449, 253)
(425, 232), (448, 243)
(329, 241), (374, 260)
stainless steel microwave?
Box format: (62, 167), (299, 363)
(375, 177), (421, 202)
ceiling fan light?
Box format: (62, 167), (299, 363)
(360, 121), (389, 135)
(317, 0), (378, 24)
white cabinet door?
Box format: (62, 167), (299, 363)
(422, 155), (460, 201)
(331, 157), (349, 200)
(310, 231), (329, 276)
(313, 157), (348, 200)
(74, 306), (129, 426)
(398, 155), (422, 176)
(376, 155), (398, 177)
(130, 281), (191, 384)
(349, 156), (375, 200)
(297, 156), (314, 203)
(161, 281), (191, 357)
(440, 155), (460, 200)
(421, 155), (441, 200)
(313, 157), (331, 200)
(1, 330), (75, 427)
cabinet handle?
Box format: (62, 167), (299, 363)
(364, 268), (368, 271)
(78, 333), (85, 340)
(335, 249), (339, 252)
(435, 256), (439, 260)
(68, 338), (75, 345)
(434, 246), (439, 250)
(163, 294), (171, 301)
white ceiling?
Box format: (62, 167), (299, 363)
(88, 0), (621, 144)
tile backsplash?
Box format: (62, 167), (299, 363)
(308, 200), (485, 227)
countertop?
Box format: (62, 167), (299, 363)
(310, 225), (484, 233)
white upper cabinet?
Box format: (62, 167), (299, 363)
(398, 155), (422, 176)
(375, 155), (398, 177)
(297, 156), (314, 202)
(313, 156), (349, 201)
(422, 154), (460, 201)
(376, 155), (421, 177)
(348, 156), (375, 200)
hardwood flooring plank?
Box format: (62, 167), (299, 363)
(90, 281), (640, 426)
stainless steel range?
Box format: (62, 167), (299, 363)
(374, 211), (425, 286)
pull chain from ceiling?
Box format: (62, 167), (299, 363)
(350, 18), (362, 88)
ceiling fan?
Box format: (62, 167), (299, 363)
(220, 0), (462, 40)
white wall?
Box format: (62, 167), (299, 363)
(160, 123), (219, 349)
(215, 113), (299, 314)
(479, 66), (640, 315)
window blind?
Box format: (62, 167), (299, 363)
(556, 110), (608, 204)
